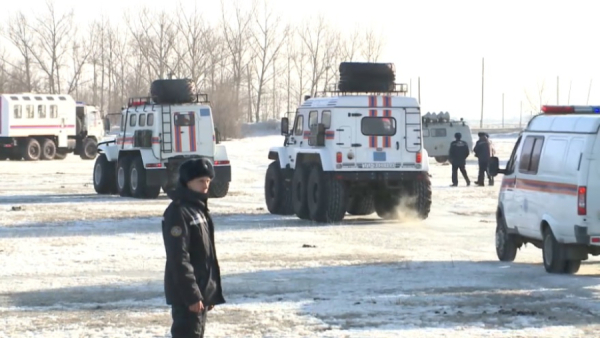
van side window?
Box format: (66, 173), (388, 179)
(321, 110), (331, 129)
(430, 128), (446, 137)
(147, 113), (154, 126)
(505, 136), (522, 174)
(308, 111), (318, 127)
(129, 113), (137, 127)
(294, 115), (304, 136)
(139, 113), (146, 127)
(422, 129), (430, 137)
(519, 136), (544, 174)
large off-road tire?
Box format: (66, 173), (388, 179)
(54, 150), (68, 160)
(93, 154), (117, 194)
(347, 193), (375, 216)
(338, 62), (396, 78)
(129, 156), (147, 198)
(80, 138), (97, 160)
(338, 62), (396, 92)
(151, 79), (196, 104)
(264, 162), (293, 215)
(75, 116), (83, 136)
(374, 193), (400, 220)
(116, 156), (132, 197)
(40, 138), (57, 160)
(435, 156), (448, 163)
(407, 179), (432, 219)
(22, 138), (41, 161)
(291, 163), (311, 220)
(306, 165), (348, 223)
(208, 180), (230, 198)
(495, 213), (518, 262)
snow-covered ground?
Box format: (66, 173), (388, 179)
(1, 132), (599, 338)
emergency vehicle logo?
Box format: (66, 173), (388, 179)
(170, 226), (183, 237)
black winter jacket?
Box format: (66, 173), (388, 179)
(161, 185), (225, 307)
(449, 140), (470, 165)
(474, 139), (491, 162)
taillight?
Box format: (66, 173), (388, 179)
(336, 152), (342, 163)
(416, 152), (422, 164)
(578, 186), (587, 215)
(214, 160), (230, 165)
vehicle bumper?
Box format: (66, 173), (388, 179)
(575, 225), (600, 246)
(331, 170), (429, 182)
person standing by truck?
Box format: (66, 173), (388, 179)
(473, 132), (493, 186)
(448, 132), (471, 186)
(161, 158), (225, 338)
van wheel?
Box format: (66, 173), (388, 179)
(41, 139), (57, 160)
(435, 156), (448, 163)
(116, 157), (132, 197)
(22, 138), (41, 161)
(407, 179), (432, 219)
(347, 192), (375, 215)
(495, 214), (518, 262)
(563, 260), (581, 274)
(264, 161), (293, 214)
(93, 154), (116, 194)
(542, 227), (567, 273)
(291, 164), (310, 220)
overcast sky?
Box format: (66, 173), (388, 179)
(1, 0), (598, 122)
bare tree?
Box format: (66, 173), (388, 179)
(297, 15), (339, 96)
(525, 80), (549, 115)
(127, 8), (178, 81)
(361, 26), (385, 62)
(173, 4), (211, 87)
(340, 28), (361, 62)
(29, 1), (75, 93)
(220, 0), (254, 122)
(65, 25), (96, 95)
(2, 12), (38, 92)
(250, 0), (289, 122)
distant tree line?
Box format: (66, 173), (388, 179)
(0, 0), (386, 138)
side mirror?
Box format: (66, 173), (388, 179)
(488, 157), (506, 177)
(214, 128), (221, 144)
(281, 117), (289, 136)
(103, 117), (110, 133)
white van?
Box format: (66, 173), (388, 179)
(489, 105), (600, 274)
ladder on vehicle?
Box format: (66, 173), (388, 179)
(161, 104), (173, 153)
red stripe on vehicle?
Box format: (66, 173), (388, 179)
(189, 112), (196, 152)
(174, 113), (182, 152)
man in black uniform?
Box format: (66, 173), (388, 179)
(448, 132), (470, 186)
(473, 132), (493, 186)
(162, 158), (225, 338)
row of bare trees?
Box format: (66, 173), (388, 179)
(0, 0), (386, 137)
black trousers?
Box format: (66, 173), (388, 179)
(478, 161), (492, 184)
(171, 305), (207, 338)
(452, 163), (469, 185)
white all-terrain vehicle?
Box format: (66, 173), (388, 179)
(93, 79), (231, 199)
(264, 62), (432, 223)
(0, 94), (104, 161)
(422, 112), (473, 163)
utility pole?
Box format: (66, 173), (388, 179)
(418, 77), (421, 104)
(519, 101), (523, 128)
(568, 80), (572, 104)
(410, 78), (412, 97)
(502, 93), (505, 128)
(480, 57), (484, 129)
(557, 76), (559, 104)
(587, 79), (593, 104)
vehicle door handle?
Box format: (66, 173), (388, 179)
(396, 141), (399, 150)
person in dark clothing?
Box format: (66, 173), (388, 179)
(473, 132), (493, 186)
(162, 158), (225, 338)
(448, 132), (471, 186)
